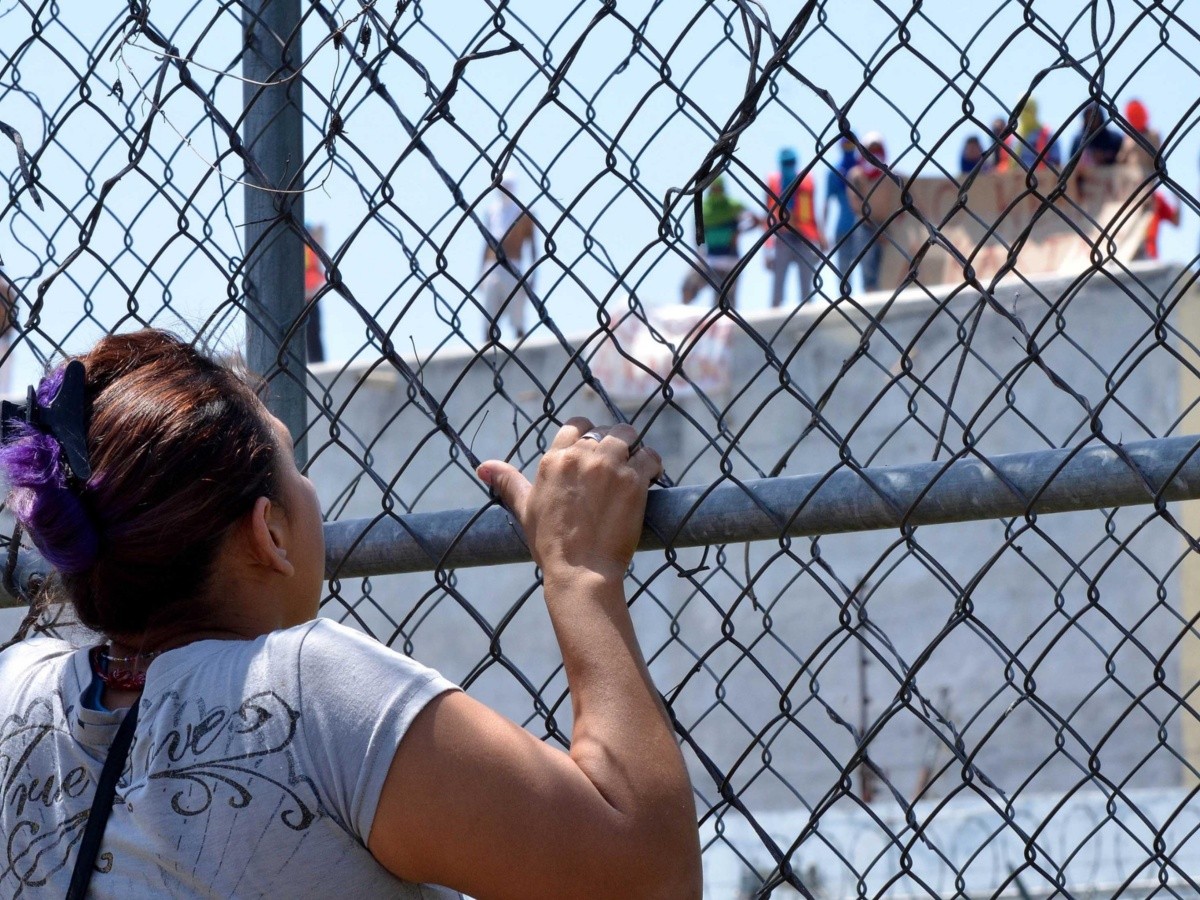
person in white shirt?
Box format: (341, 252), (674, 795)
(480, 173), (538, 341)
(0, 328), (701, 899)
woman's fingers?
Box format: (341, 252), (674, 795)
(592, 423), (638, 451)
(550, 416), (595, 450)
(476, 460), (532, 520)
(483, 421), (664, 574)
(572, 424), (663, 484)
(628, 444), (664, 484)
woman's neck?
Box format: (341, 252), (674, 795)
(99, 628), (249, 711)
(107, 626), (248, 659)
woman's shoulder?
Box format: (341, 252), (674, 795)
(176, 617), (389, 663)
(233, 618), (455, 703)
(275, 616), (397, 658)
(0, 633), (81, 718)
(0, 631), (75, 674)
(283, 617), (452, 688)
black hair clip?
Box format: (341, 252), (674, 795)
(0, 360), (92, 481)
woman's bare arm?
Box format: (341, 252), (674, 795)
(368, 418), (701, 900)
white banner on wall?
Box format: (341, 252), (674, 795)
(588, 302), (734, 404)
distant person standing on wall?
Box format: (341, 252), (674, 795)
(481, 172), (537, 341)
(1117, 99), (1171, 258)
(847, 132), (890, 293)
(1117, 99), (1162, 176)
(960, 136), (986, 175)
(1070, 102), (1123, 167)
(303, 224), (326, 364)
(987, 116), (1013, 172)
(681, 176), (749, 307)
(765, 148), (824, 307)
(825, 132), (862, 291)
(1015, 98), (1060, 171)
(1069, 102), (1123, 200)
(1138, 192), (1180, 260)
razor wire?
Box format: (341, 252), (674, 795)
(5, 1), (1200, 897)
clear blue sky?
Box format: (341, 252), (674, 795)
(1, 0), (1197, 387)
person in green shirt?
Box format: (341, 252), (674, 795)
(681, 176), (752, 307)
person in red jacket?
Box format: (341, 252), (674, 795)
(1140, 191), (1180, 260)
(847, 133), (890, 292)
(766, 147), (825, 306)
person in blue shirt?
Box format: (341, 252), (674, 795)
(824, 132), (862, 291)
(960, 136), (986, 176)
(1069, 102), (1123, 166)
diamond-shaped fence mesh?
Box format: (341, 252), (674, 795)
(5, 1), (1200, 896)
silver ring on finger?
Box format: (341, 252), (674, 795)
(580, 430), (604, 443)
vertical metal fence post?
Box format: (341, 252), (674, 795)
(1177, 286), (1200, 783)
(241, 0), (307, 464)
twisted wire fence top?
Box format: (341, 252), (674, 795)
(4, 1), (1200, 897)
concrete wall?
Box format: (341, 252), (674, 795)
(302, 262), (1200, 825)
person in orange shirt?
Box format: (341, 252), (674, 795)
(766, 148), (825, 306)
(988, 116), (1013, 172)
(303, 224), (327, 363)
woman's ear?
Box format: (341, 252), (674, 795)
(247, 496), (295, 577)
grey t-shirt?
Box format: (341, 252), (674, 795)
(0, 619), (462, 898)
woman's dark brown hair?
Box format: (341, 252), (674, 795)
(9, 329), (280, 637)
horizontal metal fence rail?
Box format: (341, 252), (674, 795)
(323, 433), (1200, 577)
(6, 433), (1200, 597)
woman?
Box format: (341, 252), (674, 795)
(0, 330), (701, 898)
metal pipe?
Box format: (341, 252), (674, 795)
(242, 0), (307, 464)
(1, 550), (50, 609)
(320, 434), (1200, 579)
(4, 434), (1199, 608)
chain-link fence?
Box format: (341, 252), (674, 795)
(5, 1), (1200, 896)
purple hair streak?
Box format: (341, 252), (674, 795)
(0, 365), (99, 573)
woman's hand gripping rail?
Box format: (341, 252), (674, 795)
(368, 417), (702, 900)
